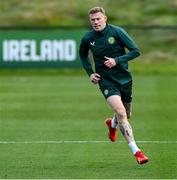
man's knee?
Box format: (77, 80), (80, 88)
(114, 107), (127, 120)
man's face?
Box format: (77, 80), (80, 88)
(89, 12), (107, 31)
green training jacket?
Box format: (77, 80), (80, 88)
(79, 24), (140, 86)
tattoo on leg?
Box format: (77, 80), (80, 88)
(118, 121), (134, 142)
(126, 130), (130, 137)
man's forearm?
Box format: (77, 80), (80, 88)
(115, 49), (140, 64)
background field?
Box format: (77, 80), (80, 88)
(0, 70), (176, 179)
(0, 0), (176, 26)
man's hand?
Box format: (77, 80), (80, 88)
(104, 56), (117, 68)
(90, 73), (101, 84)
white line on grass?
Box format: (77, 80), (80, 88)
(0, 140), (176, 144)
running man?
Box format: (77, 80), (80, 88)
(79, 6), (148, 164)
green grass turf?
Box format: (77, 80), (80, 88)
(0, 70), (177, 179)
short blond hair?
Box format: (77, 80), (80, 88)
(88, 7), (106, 15)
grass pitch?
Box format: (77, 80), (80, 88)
(0, 70), (177, 179)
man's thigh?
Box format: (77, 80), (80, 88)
(106, 95), (126, 115)
(106, 95), (132, 119)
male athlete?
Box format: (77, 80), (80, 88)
(79, 7), (148, 164)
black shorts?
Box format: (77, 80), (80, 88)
(100, 81), (132, 103)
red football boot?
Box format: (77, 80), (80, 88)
(105, 118), (117, 142)
(134, 151), (149, 164)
